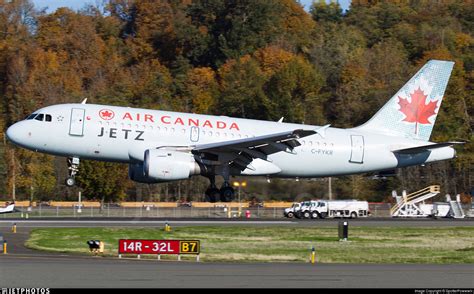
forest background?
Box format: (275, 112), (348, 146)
(0, 0), (472, 204)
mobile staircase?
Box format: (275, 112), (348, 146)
(446, 194), (465, 219)
(391, 185), (441, 217)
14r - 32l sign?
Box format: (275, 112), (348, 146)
(118, 239), (200, 255)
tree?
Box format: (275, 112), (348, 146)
(265, 55), (325, 124)
(75, 161), (130, 204)
(310, 0), (343, 23)
(186, 0), (286, 68)
(217, 56), (271, 119)
(186, 67), (219, 114)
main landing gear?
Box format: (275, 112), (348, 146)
(65, 157), (80, 187)
(204, 176), (235, 203)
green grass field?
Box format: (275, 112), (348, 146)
(26, 226), (474, 263)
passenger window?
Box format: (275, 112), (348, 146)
(35, 114), (44, 121)
(45, 114), (52, 122)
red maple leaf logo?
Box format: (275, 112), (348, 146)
(99, 109), (115, 120)
(398, 88), (438, 134)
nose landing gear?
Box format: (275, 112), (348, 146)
(65, 157), (80, 187)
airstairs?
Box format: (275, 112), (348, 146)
(391, 185), (441, 217)
(446, 194), (465, 219)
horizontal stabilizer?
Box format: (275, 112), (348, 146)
(392, 142), (464, 154)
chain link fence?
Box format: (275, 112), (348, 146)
(1, 203), (394, 219)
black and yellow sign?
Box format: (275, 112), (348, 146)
(179, 240), (200, 254)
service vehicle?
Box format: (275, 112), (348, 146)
(290, 200), (369, 219)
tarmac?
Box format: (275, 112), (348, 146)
(0, 218), (473, 288)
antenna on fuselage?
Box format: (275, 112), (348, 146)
(277, 117), (284, 123)
(81, 98), (88, 104)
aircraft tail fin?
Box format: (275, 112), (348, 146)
(355, 60), (454, 141)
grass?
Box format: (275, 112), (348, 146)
(25, 226), (474, 263)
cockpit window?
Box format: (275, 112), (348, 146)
(26, 113), (53, 122)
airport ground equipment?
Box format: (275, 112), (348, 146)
(287, 200), (369, 219)
(87, 240), (104, 254)
(391, 185), (465, 218)
(391, 185), (440, 217)
(283, 202), (302, 218)
(446, 194), (465, 219)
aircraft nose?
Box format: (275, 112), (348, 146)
(6, 123), (24, 145)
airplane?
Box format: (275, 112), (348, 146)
(5, 60), (463, 202)
(0, 203), (16, 214)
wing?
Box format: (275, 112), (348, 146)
(192, 129), (316, 172)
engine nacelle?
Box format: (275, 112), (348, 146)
(128, 163), (155, 183)
(144, 149), (200, 182)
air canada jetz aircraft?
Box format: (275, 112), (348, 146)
(6, 60), (463, 202)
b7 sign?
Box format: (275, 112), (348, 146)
(119, 239), (200, 255)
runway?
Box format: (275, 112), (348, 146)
(0, 218), (473, 288)
(1, 217), (473, 228)
(1, 255), (473, 288)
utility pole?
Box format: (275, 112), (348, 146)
(11, 149), (16, 202)
(328, 177), (332, 200)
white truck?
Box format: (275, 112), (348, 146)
(283, 202), (302, 218)
(286, 200), (369, 219)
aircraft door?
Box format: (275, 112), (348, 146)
(69, 108), (85, 136)
(349, 135), (364, 163)
(190, 126), (199, 142)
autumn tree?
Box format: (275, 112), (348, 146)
(75, 161), (130, 204)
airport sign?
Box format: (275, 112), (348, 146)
(119, 239), (200, 255)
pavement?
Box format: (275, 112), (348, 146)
(1, 217), (473, 228)
(0, 255), (473, 288)
(0, 218), (473, 288)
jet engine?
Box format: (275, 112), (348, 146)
(143, 149), (201, 182)
(128, 163), (155, 183)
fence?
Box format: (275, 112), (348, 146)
(0, 203), (394, 219)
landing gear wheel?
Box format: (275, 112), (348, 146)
(219, 186), (235, 202)
(66, 156), (80, 187)
(65, 177), (76, 187)
(205, 187), (220, 203)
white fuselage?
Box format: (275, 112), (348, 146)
(6, 103), (455, 178)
